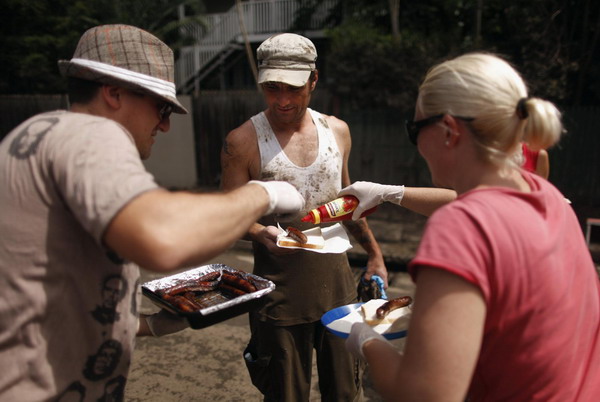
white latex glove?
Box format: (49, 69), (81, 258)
(249, 180), (305, 216)
(345, 322), (389, 360)
(145, 309), (189, 337)
(338, 181), (405, 220)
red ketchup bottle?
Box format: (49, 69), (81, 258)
(301, 195), (377, 224)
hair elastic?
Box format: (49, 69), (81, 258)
(516, 98), (529, 120)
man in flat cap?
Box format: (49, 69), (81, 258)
(0, 24), (304, 400)
(221, 33), (388, 401)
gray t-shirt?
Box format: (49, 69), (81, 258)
(0, 110), (158, 400)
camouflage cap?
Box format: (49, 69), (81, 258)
(257, 33), (317, 87)
(58, 24), (187, 114)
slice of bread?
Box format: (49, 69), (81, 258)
(277, 227), (325, 249)
(360, 299), (387, 325)
(277, 239), (324, 249)
(361, 299), (411, 326)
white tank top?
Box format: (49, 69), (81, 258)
(250, 109), (355, 324)
(251, 108), (343, 212)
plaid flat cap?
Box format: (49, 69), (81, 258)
(58, 24), (187, 114)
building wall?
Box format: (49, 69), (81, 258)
(143, 95), (197, 189)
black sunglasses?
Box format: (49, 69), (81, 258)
(405, 114), (444, 145)
(129, 89), (173, 122)
(405, 114), (474, 145)
(158, 103), (173, 122)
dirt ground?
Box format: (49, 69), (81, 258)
(125, 247), (415, 401)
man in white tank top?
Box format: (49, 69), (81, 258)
(221, 33), (388, 401)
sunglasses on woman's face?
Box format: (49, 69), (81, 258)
(405, 114), (474, 145)
(405, 115), (444, 145)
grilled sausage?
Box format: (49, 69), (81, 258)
(159, 271), (222, 296)
(162, 281), (219, 296)
(221, 272), (257, 293)
(218, 283), (247, 297)
(376, 296), (412, 319)
(161, 294), (202, 313)
(286, 226), (308, 244)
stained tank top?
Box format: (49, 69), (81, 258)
(250, 109), (357, 325)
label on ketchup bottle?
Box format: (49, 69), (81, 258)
(302, 195), (376, 224)
(324, 196), (357, 218)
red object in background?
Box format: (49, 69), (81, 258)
(521, 143), (539, 173)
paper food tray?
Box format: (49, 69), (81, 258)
(142, 264), (275, 329)
(276, 223), (352, 254)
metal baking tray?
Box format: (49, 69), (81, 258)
(142, 264), (275, 329)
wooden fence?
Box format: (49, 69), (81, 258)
(2, 93), (599, 218)
(192, 90), (600, 207)
(0, 95), (69, 139)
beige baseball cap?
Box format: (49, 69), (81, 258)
(257, 33), (317, 87)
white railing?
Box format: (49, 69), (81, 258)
(176, 0), (338, 92)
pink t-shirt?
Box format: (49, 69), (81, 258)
(409, 172), (600, 401)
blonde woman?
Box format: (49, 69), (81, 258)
(341, 53), (600, 401)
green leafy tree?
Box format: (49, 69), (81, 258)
(485, 0), (600, 106)
(322, 0), (600, 108)
(325, 22), (439, 110)
(0, 0), (207, 94)
(324, 0), (474, 110)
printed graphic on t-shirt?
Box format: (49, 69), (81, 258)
(91, 275), (128, 325)
(55, 381), (86, 401)
(55, 375), (126, 401)
(9, 117), (58, 159)
(99, 375), (126, 401)
(83, 339), (123, 381)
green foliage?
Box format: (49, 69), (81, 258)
(324, 0), (600, 108)
(0, 0), (207, 94)
(326, 22), (438, 111)
(324, 0), (477, 109)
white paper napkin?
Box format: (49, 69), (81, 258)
(276, 223), (352, 254)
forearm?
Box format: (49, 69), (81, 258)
(364, 339), (437, 402)
(138, 311), (189, 337)
(343, 219), (383, 260)
(364, 340), (406, 400)
(343, 218), (387, 283)
(400, 187), (456, 216)
(105, 184), (269, 271)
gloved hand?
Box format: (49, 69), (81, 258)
(145, 309), (189, 337)
(345, 322), (388, 360)
(338, 181), (405, 220)
(357, 272), (388, 302)
(249, 180), (305, 215)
